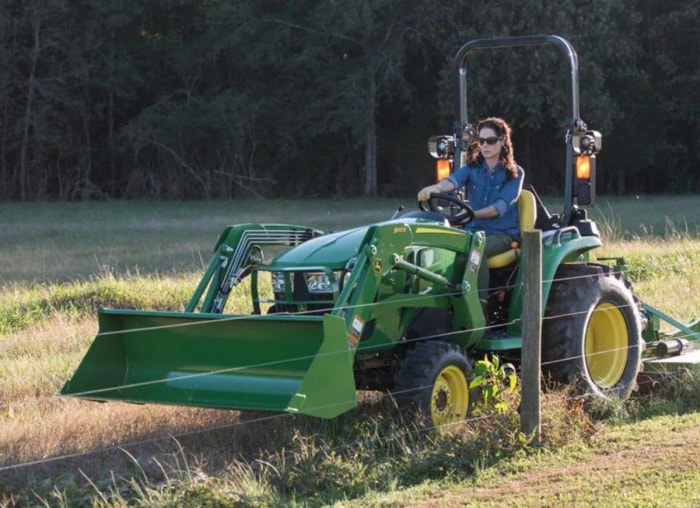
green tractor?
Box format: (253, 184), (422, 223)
(62, 35), (700, 427)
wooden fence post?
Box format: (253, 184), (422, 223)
(520, 229), (542, 445)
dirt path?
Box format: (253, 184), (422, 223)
(404, 411), (700, 507)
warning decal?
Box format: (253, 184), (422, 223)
(347, 315), (364, 348)
(468, 248), (481, 273)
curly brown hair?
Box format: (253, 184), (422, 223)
(465, 117), (519, 179)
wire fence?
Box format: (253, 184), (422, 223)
(0, 265), (698, 475)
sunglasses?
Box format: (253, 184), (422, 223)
(478, 136), (503, 146)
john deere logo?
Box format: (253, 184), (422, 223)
(374, 259), (383, 272)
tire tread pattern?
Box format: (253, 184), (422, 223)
(542, 263), (642, 398)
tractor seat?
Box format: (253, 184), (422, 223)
(487, 189), (537, 269)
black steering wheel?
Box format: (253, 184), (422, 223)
(419, 192), (475, 226)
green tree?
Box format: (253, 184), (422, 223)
(641, 0), (700, 192)
(213, 0), (428, 197)
(0, 0), (696, 200)
(301, 0), (421, 196)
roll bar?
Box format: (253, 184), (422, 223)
(454, 34), (580, 123)
(452, 35), (585, 224)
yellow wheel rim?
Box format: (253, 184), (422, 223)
(585, 302), (629, 388)
(431, 365), (469, 427)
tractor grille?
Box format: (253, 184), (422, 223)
(271, 291), (335, 315)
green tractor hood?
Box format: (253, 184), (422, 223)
(270, 226), (367, 269)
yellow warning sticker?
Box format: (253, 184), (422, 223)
(415, 227), (463, 235)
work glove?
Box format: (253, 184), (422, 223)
(417, 184), (442, 202)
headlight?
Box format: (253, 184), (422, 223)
(305, 271), (341, 294)
(271, 272), (291, 292)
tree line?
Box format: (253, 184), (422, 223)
(1, 0), (697, 201)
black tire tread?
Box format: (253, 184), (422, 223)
(542, 263), (642, 398)
(392, 341), (470, 421)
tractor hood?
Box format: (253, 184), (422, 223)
(269, 216), (442, 269)
(270, 226), (368, 269)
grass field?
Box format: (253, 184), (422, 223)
(1, 195), (700, 506)
(1, 194), (699, 284)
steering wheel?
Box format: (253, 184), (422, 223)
(419, 192), (475, 226)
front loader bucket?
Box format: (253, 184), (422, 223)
(60, 309), (357, 418)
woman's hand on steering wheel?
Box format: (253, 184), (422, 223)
(418, 192), (475, 226)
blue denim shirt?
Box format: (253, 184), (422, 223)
(447, 161), (524, 238)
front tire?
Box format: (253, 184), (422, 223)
(542, 264), (642, 399)
(393, 341), (471, 428)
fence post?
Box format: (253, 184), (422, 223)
(520, 229), (542, 445)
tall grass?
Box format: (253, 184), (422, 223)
(569, 195), (700, 241)
(17, 396), (538, 507)
(23, 376), (700, 507)
(0, 269), (198, 334)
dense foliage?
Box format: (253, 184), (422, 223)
(0, 0), (697, 200)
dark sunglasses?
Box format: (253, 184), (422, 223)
(478, 136), (503, 146)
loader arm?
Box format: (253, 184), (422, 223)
(328, 220), (486, 353)
(186, 223), (323, 313)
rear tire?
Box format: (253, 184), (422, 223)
(392, 341), (471, 428)
(542, 264), (642, 399)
